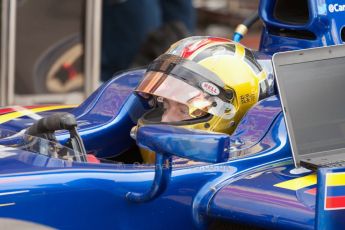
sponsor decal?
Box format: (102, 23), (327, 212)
(240, 93), (255, 104)
(201, 82), (220, 96)
(324, 172), (345, 210)
(328, 4), (345, 13)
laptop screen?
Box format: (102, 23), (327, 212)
(277, 55), (345, 156)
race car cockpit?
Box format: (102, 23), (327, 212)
(0, 37), (277, 167)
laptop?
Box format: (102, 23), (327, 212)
(272, 44), (345, 170)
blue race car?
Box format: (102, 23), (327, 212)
(0, 0), (344, 229)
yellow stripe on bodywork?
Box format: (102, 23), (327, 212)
(0, 105), (76, 124)
(326, 173), (345, 186)
(274, 174), (317, 191)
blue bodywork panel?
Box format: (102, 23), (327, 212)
(0, 0), (345, 228)
(259, 0), (345, 54)
(0, 93), (317, 229)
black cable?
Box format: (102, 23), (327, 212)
(243, 11), (260, 28)
(233, 11), (260, 42)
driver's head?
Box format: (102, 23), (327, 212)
(134, 36), (274, 162)
(136, 36), (273, 132)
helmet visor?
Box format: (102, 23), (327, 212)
(136, 71), (235, 119)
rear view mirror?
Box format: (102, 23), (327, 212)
(137, 125), (230, 163)
(126, 125), (230, 203)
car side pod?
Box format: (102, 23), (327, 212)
(125, 125), (230, 203)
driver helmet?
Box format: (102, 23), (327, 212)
(133, 36), (274, 163)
